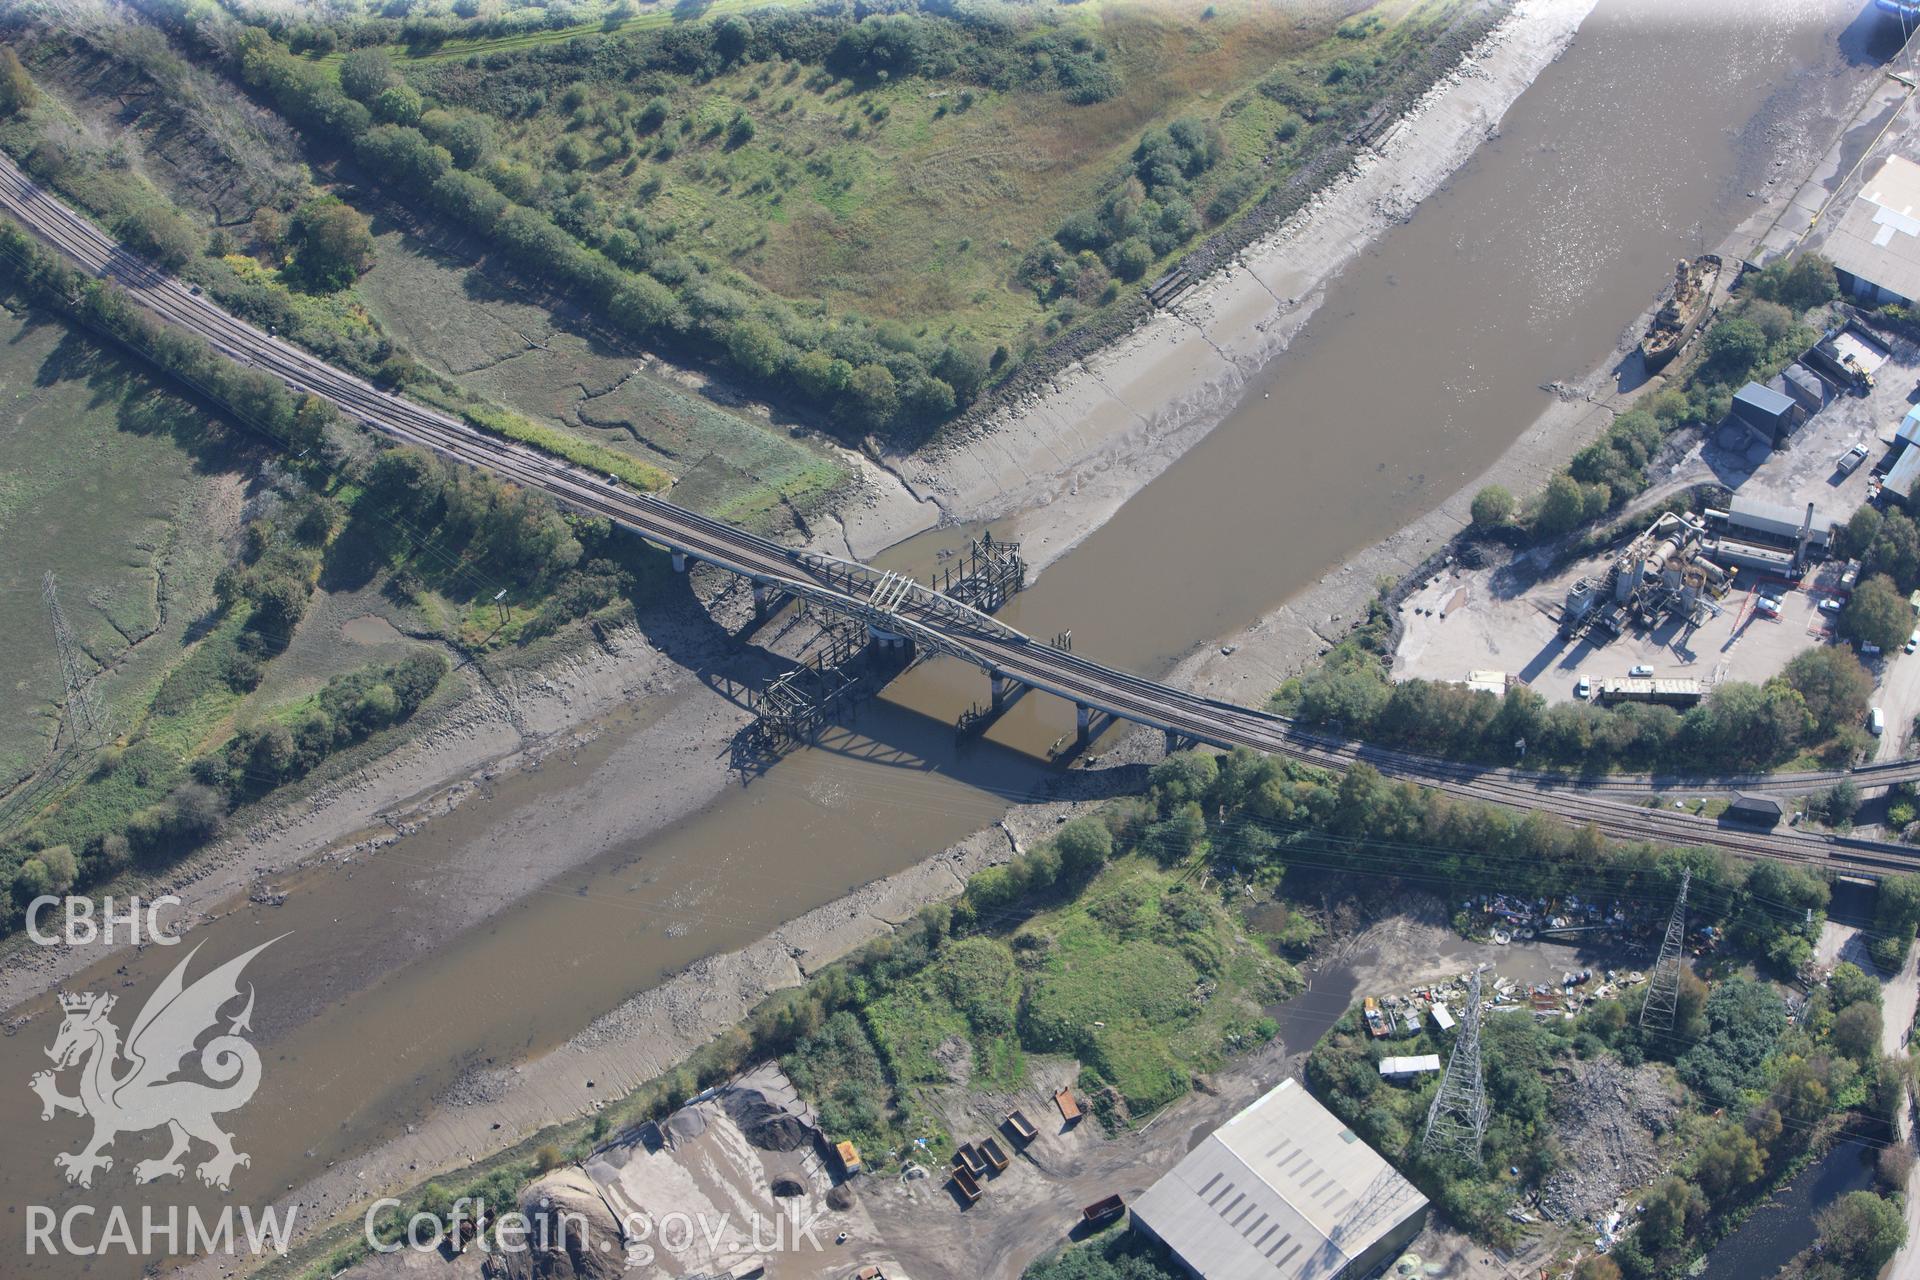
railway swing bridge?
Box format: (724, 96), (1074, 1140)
(10, 151), (1920, 878)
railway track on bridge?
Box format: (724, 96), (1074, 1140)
(4, 152), (1917, 877)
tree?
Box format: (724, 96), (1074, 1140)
(1703, 314), (1768, 383)
(1831, 1000), (1882, 1061)
(933, 338), (992, 405)
(1053, 818), (1112, 879)
(440, 114), (492, 169)
(374, 84), (423, 126)
(726, 319), (787, 380)
(1815, 1190), (1906, 1276)
(847, 363), (898, 426)
(1751, 253), (1838, 312)
(1536, 472), (1588, 536)
(1691, 1123), (1762, 1198)
(0, 47), (36, 116)
(1844, 504), (1884, 559)
(1638, 1176), (1701, 1253)
(1825, 778), (1862, 826)
(1110, 237), (1153, 281)
(339, 48), (396, 104)
(1470, 485), (1514, 528)
(1572, 1259), (1621, 1280)
(30, 845), (77, 894)
(1877, 871), (1920, 938)
(291, 197), (376, 292)
(1842, 573), (1909, 653)
(1870, 510), (1920, 589)
(1782, 646), (1873, 736)
(1828, 961), (1880, 1010)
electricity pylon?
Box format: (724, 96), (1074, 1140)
(1640, 868), (1692, 1033)
(43, 572), (107, 748)
(1422, 967), (1488, 1164)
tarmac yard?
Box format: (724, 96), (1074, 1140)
(1398, 338), (1920, 721)
(1394, 550), (1851, 709)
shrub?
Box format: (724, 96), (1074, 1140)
(1470, 484), (1514, 528)
(0, 47), (37, 116)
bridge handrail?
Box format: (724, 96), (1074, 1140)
(795, 550), (1031, 647)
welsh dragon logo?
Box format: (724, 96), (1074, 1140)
(30, 937), (282, 1191)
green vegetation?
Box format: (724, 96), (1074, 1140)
(155, 0), (1498, 438)
(779, 828), (1297, 1160)
(0, 36), (674, 493)
(0, 226), (668, 929)
(1840, 572), (1910, 653)
(3, 14), (852, 529)
(0, 374), (456, 923)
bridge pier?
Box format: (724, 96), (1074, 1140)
(866, 622), (909, 652)
(751, 582), (781, 619)
(1076, 703), (1093, 747)
(992, 672), (1021, 710)
(671, 551), (688, 573)
(1165, 729), (1190, 756)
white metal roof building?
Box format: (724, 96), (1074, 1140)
(1826, 155), (1920, 307)
(1130, 1079), (1427, 1280)
(1378, 1055), (1442, 1080)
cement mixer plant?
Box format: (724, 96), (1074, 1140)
(1557, 499), (1832, 646)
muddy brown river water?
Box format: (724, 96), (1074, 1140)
(1, 2), (1897, 1273)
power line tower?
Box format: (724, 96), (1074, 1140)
(42, 571), (107, 749)
(1422, 967), (1488, 1164)
(1640, 867), (1692, 1033)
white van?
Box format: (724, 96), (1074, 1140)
(1870, 707), (1886, 736)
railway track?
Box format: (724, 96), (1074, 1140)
(4, 151), (1918, 876)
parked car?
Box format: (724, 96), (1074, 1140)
(1870, 706), (1886, 736)
(1836, 444), (1870, 475)
(1863, 643), (1883, 657)
(1755, 596), (1781, 618)
(1820, 597), (1845, 614)
(1906, 630), (1918, 654)
(1575, 675), (1592, 699)
(1629, 664), (1655, 677)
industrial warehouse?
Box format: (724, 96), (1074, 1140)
(1824, 152), (1920, 308)
(1129, 1080), (1428, 1280)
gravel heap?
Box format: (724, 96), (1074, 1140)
(722, 1087), (811, 1152)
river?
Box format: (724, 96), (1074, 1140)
(0, 2), (1896, 1275)
(1696, 1139), (1878, 1280)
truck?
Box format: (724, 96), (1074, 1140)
(1837, 444), (1869, 476)
(1082, 1194), (1126, 1228)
